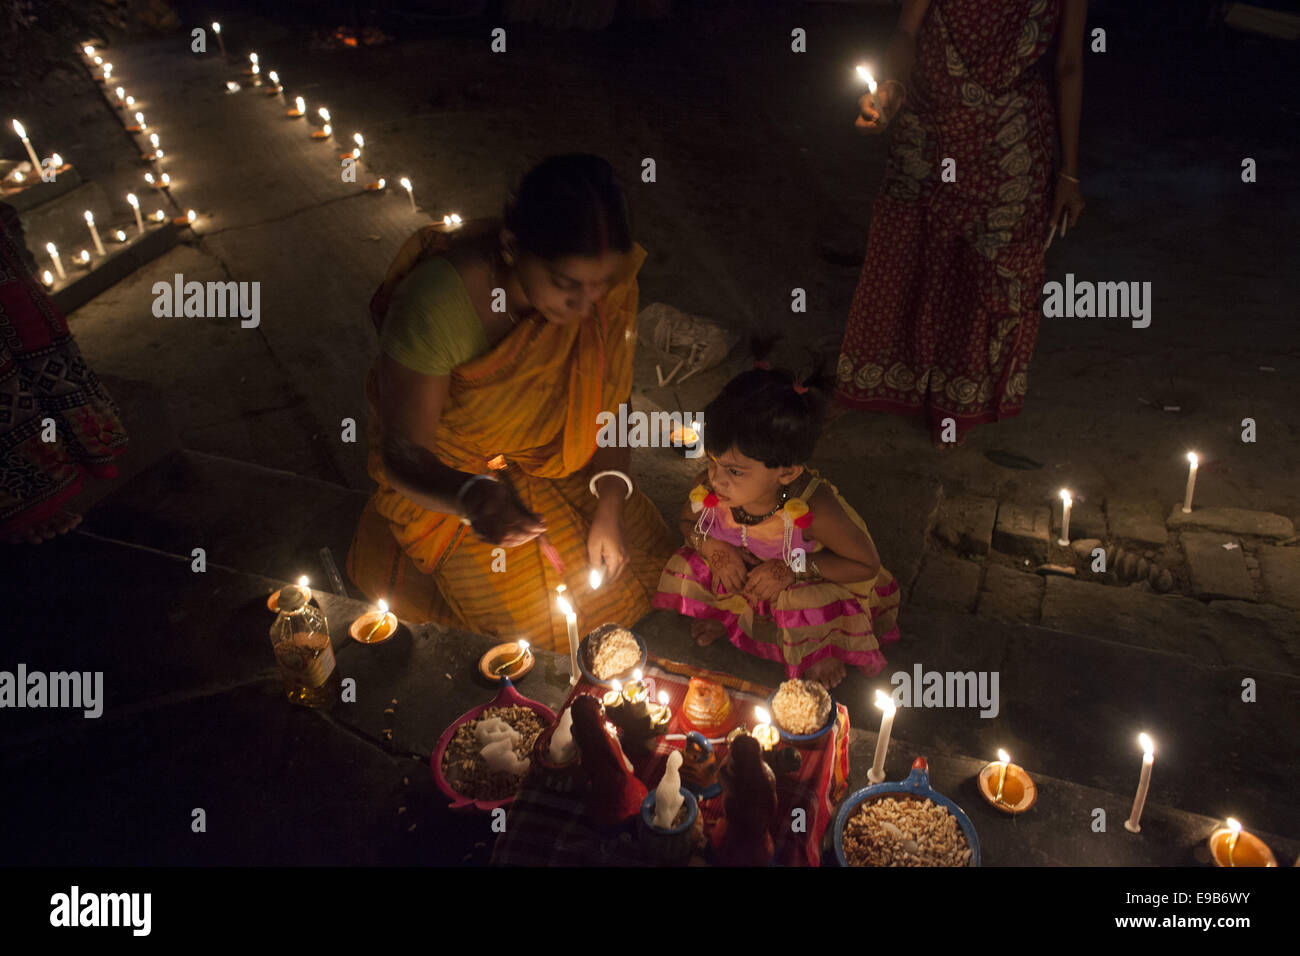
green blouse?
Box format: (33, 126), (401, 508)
(379, 257), (487, 376)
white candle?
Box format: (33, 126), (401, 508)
(212, 22), (226, 57)
(114, 86), (124, 103)
(12, 120), (41, 171)
(318, 107), (330, 123)
(125, 96), (135, 108)
(127, 193), (143, 233)
(83, 45), (94, 57)
(1058, 489), (1072, 546)
(1181, 452), (1198, 513)
(867, 689), (896, 783)
(855, 64), (878, 94)
(556, 587), (580, 686)
(293, 96), (306, 116)
(133, 111), (146, 130)
(102, 63), (112, 80)
(41, 269), (53, 287)
(1124, 732), (1155, 833)
(45, 242), (65, 280)
(400, 176), (415, 211)
(149, 133), (160, 151)
(83, 210), (105, 255)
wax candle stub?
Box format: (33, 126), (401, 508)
(1182, 452), (1198, 513)
(652, 751), (685, 828)
(1058, 489), (1072, 545)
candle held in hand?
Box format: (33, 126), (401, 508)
(867, 689), (896, 783)
(1124, 732), (1155, 833)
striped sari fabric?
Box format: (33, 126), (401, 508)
(348, 225), (674, 651)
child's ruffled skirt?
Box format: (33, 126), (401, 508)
(653, 547), (901, 678)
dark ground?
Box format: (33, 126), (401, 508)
(1, 0), (1297, 870)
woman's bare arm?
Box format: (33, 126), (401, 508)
(1055, 0), (1088, 178)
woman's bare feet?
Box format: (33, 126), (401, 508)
(691, 618), (728, 647)
(804, 657), (847, 689)
(4, 509), (82, 545)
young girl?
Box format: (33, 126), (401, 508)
(653, 358), (900, 688)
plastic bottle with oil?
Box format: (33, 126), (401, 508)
(268, 584), (340, 708)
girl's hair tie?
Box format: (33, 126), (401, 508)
(792, 381), (808, 394)
(752, 360), (770, 370)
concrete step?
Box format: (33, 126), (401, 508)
(83, 447), (371, 589)
(0, 162), (85, 213)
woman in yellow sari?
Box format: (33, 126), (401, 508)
(348, 155), (675, 652)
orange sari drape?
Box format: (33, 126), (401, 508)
(347, 225), (674, 651)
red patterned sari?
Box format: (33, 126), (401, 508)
(835, 0), (1063, 434)
(0, 209), (128, 534)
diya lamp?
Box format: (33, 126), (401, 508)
(225, 81), (240, 94)
(127, 111), (146, 133)
(76, 249), (91, 268)
(978, 748), (1038, 813)
(751, 706), (779, 752)
(441, 213), (463, 230)
(364, 178), (386, 192)
(1209, 817), (1277, 868)
(113, 229), (127, 243)
(151, 209), (166, 223)
(172, 208), (197, 227)
(342, 132), (363, 161)
(311, 123), (332, 141)
(93, 55), (103, 66)
(287, 96), (306, 119)
(114, 86), (125, 105)
(125, 95), (135, 108)
(266, 72), (284, 98)
(245, 52), (259, 76)
(349, 598), (397, 644)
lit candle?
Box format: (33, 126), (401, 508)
(44, 242), (65, 279)
(353, 131), (364, 151)
(83, 45), (94, 57)
(247, 52), (259, 75)
(114, 86), (124, 103)
(603, 678), (624, 710)
(144, 172), (155, 188)
(623, 668), (649, 717)
(41, 269), (54, 288)
(50, 153), (62, 170)
(161, 173), (171, 189)
(102, 63), (112, 81)
(114, 229), (126, 242)
(149, 133), (160, 151)
(93, 56), (102, 66)
(151, 209), (164, 222)
(318, 107), (330, 123)
(77, 249), (90, 266)
(289, 96), (305, 118)
(12, 120), (41, 171)
(1123, 732), (1155, 833)
(127, 193), (143, 233)
(1058, 489), (1072, 546)
(556, 586), (580, 686)
(125, 96), (135, 108)
(589, 566), (604, 590)
(399, 176), (415, 211)
(994, 748), (1010, 803)
(442, 212), (463, 228)
(365, 178), (386, 192)
(212, 22), (226, 57)
(1226, 817), (1242, 866)
(186, 209), (196, 223)
(752, 706), (779, 751)
(1181, 452), (1198, 513)
(867, 689), (896, 784)
(856, 64), (878, 95)
(132, 111), (146, 131)
(10, 171), (23, 183)
(225, 81), (240, 94)
(83, 210), (105, 255)
(268, 70), (281, 91)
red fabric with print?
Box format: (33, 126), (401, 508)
(835, 0), (1063, 434)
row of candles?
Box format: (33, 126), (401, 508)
(865, 690), (1275, 864)
(1055, 452), (1200, 547)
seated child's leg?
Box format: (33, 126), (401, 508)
(653, 546), (752, 647)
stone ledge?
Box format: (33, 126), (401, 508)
(1167, 505), (1295, 541)
(1257, 545), (1300, 611)
(1182, 532), (1255, 602)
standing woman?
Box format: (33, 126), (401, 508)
(348, 155), (675, 651)
(834, 0), (1087, 444)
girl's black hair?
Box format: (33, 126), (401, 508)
(702, 332), (837, 469)
(503, 154), (632, 261)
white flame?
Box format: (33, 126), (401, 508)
(658, 690), (669, 707)
(1059, 489), (1071, 505)
(1138, 732), (1154, 756)
(399, 177), (412, 192)
(186, 209), (196, 222)
(353, 132), (364, 148)
(211, 22), (221, 34)
(126, 192), (139, 207)
(874, 688), (896, 714)
(1226, 817), (1242, 835)
(589, 567), (603, 589)
(297, 575), (309, 587)
(1187, 451), (1198, 467)
(84, 210), (94, 224)
(856, 64), (878, 94)
(294, 96), (305, 114)
(12, 119), (26, 139)
(997, 748), (1010, 764)
(754, 706), (771, 726)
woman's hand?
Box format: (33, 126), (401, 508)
(462, 480), (546, 548)
(1049, 174), (1085, 235)
(855, 80), (904, 133)
(588, 501), (629, 583)
(700, 539), (747, 595)
(742, 559), (796, 604)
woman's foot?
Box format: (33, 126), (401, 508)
(804, 657), (847, 689)
(691, 618), (728, 647)
(4, 509), (82, 545)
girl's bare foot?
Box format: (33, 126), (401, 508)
(804, 657), (847, 689)
(4, 509), (82, 545)
(691, 618), (728, 647)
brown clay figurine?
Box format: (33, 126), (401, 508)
(711, 734), (777, 866)
(569, 694), (647, 828)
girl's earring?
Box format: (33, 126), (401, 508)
(780, 484), (789, 502)
(502, 247), (516, 266)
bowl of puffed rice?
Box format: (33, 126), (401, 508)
(767, 679), (836, 747)
(431, 678), (556, 812)
(832, 756), (981, 867)
(577, 623), (647, 688)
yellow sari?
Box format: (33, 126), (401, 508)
(347, 224), (674, 651)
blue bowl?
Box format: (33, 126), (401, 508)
(832, 757), (981, 867)
(577, 624), (648, 688)
(640, 787), (699, 835)
(766, 685), (836, 748)
(639, 787), (700, 865)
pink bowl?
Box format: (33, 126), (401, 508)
(430, 679), (557, 812)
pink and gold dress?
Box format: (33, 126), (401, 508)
(653, 469), (900, 678)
